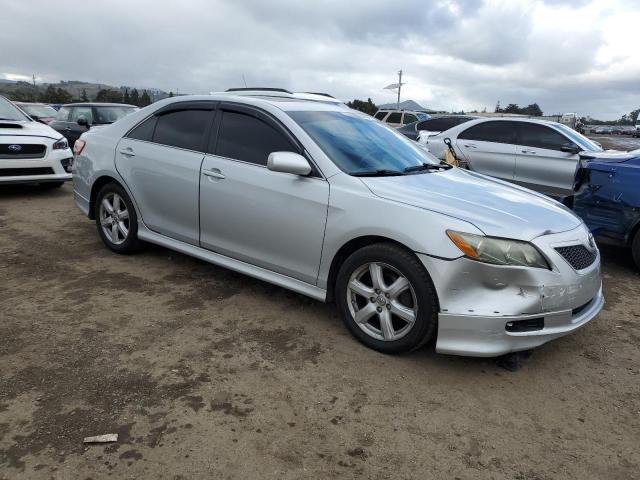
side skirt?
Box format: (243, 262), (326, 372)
(137, 226), (327, 302)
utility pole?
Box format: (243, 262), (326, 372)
(32, 74), (36, 87)
(397, 69), (402, 109)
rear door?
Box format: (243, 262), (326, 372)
(513, 122), (579, 197)
(455, 121), (517, 180)
(115, 102), (215, 245)
(199, 103), (329, 284)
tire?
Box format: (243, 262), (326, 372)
(335, 242), (438, 354)
(632, 229), (640, 271)
(94, 182), (140, 254)
(39, 181), (64, 189)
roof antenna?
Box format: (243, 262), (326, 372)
(242, 74), (247, 88)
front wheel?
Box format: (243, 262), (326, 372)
(94, 182), (140, 254)
(335, 243), (439, 354)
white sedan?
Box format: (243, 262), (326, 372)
(421, 117), (605, 198)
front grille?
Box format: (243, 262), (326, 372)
(0, 167), (54, 177)
(555, 245), (597, 270)
(0, 144), (47, 159)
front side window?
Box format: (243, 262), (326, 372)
(0, 96), (30, 121)
(153, 109), (210, 151)
(216, 111), (295, 166)
(70, 107), (93, 123)
(386, 112), (402, 123)
(553, 123), (602, 152)
(288, 110), (438, 175)
(458, 121), (517, 144)
(518, 123), (568, 151)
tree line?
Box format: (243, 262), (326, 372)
(3, 82), (154, 107)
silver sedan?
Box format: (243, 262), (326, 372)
(72, 92), (603, 357)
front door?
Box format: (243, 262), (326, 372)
(513, 122), (580, 197)
(199, 105), (329, 285)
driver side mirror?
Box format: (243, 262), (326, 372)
(561, 143), (580, 154)
(77, 117), (90, 129)
(267, 152), (311, 176)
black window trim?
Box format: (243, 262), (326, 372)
(211, 101), (324, 179)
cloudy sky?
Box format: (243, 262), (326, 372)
(1, 0), (638, 118)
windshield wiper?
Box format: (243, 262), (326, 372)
(404, 162), (452, 173)
(351, 169), (405, 177)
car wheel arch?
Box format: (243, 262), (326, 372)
(325, 235), (418, 304)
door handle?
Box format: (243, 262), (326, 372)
(521, 149), (536, 154)
(119, 147), (136, 157)
(202, 169), (225, 179)
(464, 144), (477, 149)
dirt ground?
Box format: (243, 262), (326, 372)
(1, 183), (639, 480)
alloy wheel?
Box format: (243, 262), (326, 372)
(346, 262), (418, 341)
(99, 192), (130, 245)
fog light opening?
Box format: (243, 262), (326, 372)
(505, 318), (544, 333)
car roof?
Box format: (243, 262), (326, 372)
(152, 93), (350, 113)
(470, 116), (565, 127)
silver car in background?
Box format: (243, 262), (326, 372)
(73, 91), (603, 357)
(422, 117), (605, 198)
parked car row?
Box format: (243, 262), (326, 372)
(70, 89), (604, 359)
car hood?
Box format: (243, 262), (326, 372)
(580, 148), (640, 163)
(0, 120), (61, 140)
(360, 168), (581, 240)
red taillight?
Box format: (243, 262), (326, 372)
(73, 139), (86, 156)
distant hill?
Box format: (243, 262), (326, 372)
(0, 79), (170, 103)
(378, 99), (436, 113)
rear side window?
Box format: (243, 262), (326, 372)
(56, 107), (70, 121)
(517, 123), (568, 151)
(153, 110), (210, 151)
(216, 111), (295, 166)
(403, 113), (418, 124)
(374, 112), (387, 120)
(458, 121), (516, 144)
(386, 112), (402, 123)
(127, 116), (158, 142)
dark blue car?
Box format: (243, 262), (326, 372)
(573, 149), (640, 269)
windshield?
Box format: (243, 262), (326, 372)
(20, 104), (57, 118)
(94, 106), (137, 124)
(0, 96), (31, 121)
(554, 124), (603, 152)
(288, 110), (438, 175)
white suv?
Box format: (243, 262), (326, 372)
(0, 96), (73, 188)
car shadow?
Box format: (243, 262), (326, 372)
(0, 183), (72, 199)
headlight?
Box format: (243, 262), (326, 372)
(446, 230), (549, 269)
(52, 137), (69, 150)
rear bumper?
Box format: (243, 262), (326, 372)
(435, 287), (603, 356)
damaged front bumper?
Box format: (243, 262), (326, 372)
(418, 225), (603, 357)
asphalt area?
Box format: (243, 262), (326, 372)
(1, 182), (639, 480)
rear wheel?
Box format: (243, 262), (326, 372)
(632, 229), (640, 270)
(94, 183), (140, 254)
(335, 242), (438, 354)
